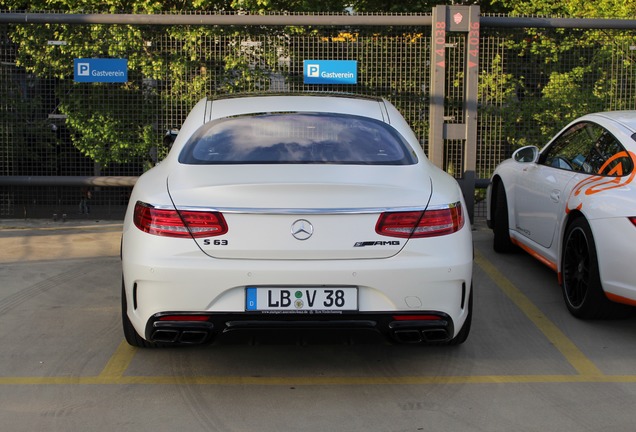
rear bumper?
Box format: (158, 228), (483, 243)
(590, 217), (636, 302)
(122, 218), (473, 344)
(146, 311), (456, 345)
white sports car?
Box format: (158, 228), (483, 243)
(487, 111), (636, 318)
(121, 94), (473, 347)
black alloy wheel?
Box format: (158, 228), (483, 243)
(493, 183), (516, 253)
(562, 217), (629, 319)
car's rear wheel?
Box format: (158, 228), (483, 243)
(493, 183), (516, 253)
(122, 279), (157, 348)
(562, 218), (630, 319)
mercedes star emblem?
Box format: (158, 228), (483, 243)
(291, 219), (314, 241)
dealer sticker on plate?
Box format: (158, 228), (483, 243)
(246, 287), (358, 311)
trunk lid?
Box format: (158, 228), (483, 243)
(167, 164), (432, 260)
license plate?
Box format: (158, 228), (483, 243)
(246, 287), (358, 311)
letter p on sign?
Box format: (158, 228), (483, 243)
(77, 63), (90, 76)
(307, 64), (320, 77)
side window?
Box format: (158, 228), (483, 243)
(540, 122), (632, 176)
(541, 122), (600, 172)
(584, 131), (633, 177)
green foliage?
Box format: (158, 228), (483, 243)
(493, 0), (636, 18)
(350, 0), (447, 13)
(4, 0), (636, 174)
(5, 0), (331, 167)
(0, 75), (60, 175)
(478, 54), (526, 149)
(7, 20), (162, 166)
(59, 81), (158, 165)
(478, 0), (636, 159)
(4, 0), (243, 168)
(533, 66), (603, 135)
(230, 0), (347, 13)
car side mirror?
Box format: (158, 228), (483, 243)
(512, 146), (539, 163)
(164, 129), (179, 150)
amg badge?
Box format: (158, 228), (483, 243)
(354, 241), (400, 247)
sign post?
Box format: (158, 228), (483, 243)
(429, 5), (480, 222)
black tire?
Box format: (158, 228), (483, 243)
(122, 279), (157, 348)
(492, 183), (516, 253)
(561, 218), (630, 319)
(447, 287), (473, 346)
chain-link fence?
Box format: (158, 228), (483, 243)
(1, 12), (636, 219)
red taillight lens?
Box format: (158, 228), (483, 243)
(392, 315), (442, 321)
(133, 201), (228, 238)
(630, 217), (636, 227)
(376, 203), (464, 238)
(158, 315), (211, 322)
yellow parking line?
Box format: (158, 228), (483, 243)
(474, 250), (603, 376)
(106, 374), (636, 385)
(0, 250), (611, 386)
(1, 374), (635, 386)
(98, 340), (137, 379)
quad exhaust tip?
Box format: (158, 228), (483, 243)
(392, 328), (450, 344)
(151, 329), (211, 345)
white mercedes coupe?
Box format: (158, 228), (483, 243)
(487, 111), (636, 319)
(121, 94), (473, 347)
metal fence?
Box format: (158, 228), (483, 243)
(1, 10), (636, 219)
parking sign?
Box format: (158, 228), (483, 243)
(74, 58), (128, 83)
(303, 60), (357, 85)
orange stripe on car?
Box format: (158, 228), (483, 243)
(605, 292), (636, 307)
(574, 151), (636, 197)
(511, 237), (558, 272)
(566, 150), (636, 214)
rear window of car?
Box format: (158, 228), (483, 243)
(178, 112), (418, 165)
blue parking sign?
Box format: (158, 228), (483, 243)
(74, 58), (128, 83)
(304, 60), (357, 85)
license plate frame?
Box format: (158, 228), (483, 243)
(245, 286), (358, 312)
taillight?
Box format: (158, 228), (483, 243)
(376, 203), (464, 238)
(630, 217), (636, 227)
(158, 315), (211, 322)
(392, 314), (443, 321)
(133, 201), (228, 238)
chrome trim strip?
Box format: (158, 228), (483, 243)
(149, 203), (458, 215)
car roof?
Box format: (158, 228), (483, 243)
(587, 111), (636, 134)
(205, 93), (390, 123)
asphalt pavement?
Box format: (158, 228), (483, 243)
(1, 218), (636, 432)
